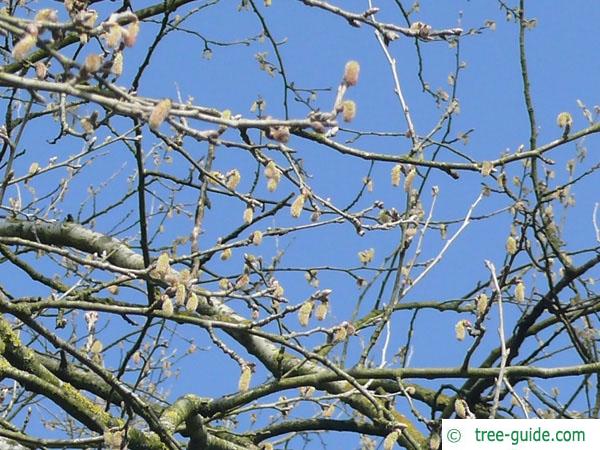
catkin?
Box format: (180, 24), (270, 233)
(343, 60), (360, 86)
(298, 301), (313, 326)
(149, 99), (172, 130)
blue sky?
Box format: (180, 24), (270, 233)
(5, 0), (600, 448)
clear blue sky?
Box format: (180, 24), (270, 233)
(7, 0), (600, 448)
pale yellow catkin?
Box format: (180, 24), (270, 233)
(123, 20), (140, 47)
(455, 320), (466, 341)
(83, 54), (103, 74)
(506, 236), (518, 255)
(252, 230), (263, 245)
(404, 168), (416, 193)
(111, 51), (123, 76)
(12, 34), (37, 61)
(476, 293), (489, 316)
(298, 301), (313, 326)
(343, 60), (360, 86)
(35, 62), (47, 80)
(220, 248), (232, 261)
(105, 25), (123, 49)
(155, 253), (170, 276)
(391, 164), (402, 187)
(290, 194), (306, 218)
(315, 302), (328, 321)
(269, 126), (290, 143)
(149, 99), (172, 130)
(383, 431), (399, 450)
(28, 162), (40, 176)
(556, 112), (572, 128)
(161, 297), (174, 316)
(454, 399), (468, 418)
(227, 169), (241, 190)
(515, 281), (525, 302)
(480, 161), (493, 176)
(342, 100), (356, 122)
(175, 284), (186, 305)
(186, 292), (199, 312)
(238, 365), (252, 392)
(243, 207), (254, 224)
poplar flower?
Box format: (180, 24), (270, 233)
(175, 284), (186, 305)
(149, 99), (172, 130)
(343, 60), (360, 86)
(391, 164), (402, 187)
(243, 207), (254, 224)
(404, 167), (416, 193)
(226, 169), (241, 190)
(107, 285), (119, 295)
(298, 301), (313, 326)
(454, 399), (469, 419)
(333, 325), (347, 342)
(506, 236), (518, 255)
(155, 253), (170, 277)
(12, 33), (37, 61)
(238, 364), (252, 392)
(290, 194), (306, 218)
(515, 280), (525, 302)
(111, 51), (123, 77)
(383, 431), (400, 450)
(264, 160), (279, 178)
(104, 24), (122, 49)
(83, 54), (103, 74)
(476, 293), (489, 317)
(556, 112), (573, 129)
(342, 100), (356, 122)
(186, 292), (199, 312)
(429, 433), (441, 450)
(35, 9), (58, 22)
(322, 403), (335, 417)
(161, 296), (174, 316)
(219, 278), (232, 290)
(480, 161), (493, 177)
(220, 248), (232, 261)
(35, 62), (47, 80)
(90, 339), (103, 354)
(123, 20), (140, 47)
(236, 273), (249, 289)
(358, 248), (375, 265)
(28, 162), (40, 176)
(315, 301), (328, 321)
(455, 320), (466, 341)
(267, 177), (279, 192)
(269, 126), (290, 143)
(251, 230), (263, 245)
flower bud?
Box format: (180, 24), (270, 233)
(556, 112), (572, 128)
